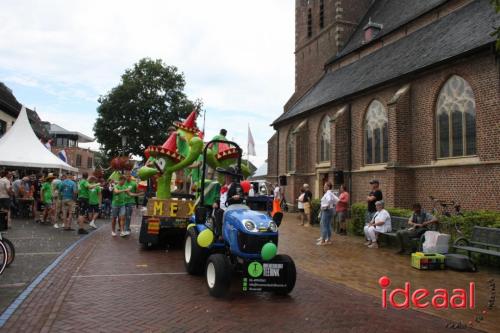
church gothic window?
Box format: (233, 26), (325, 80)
(287, 127), (296, 172)
(436, 75), (476, 158)
(318, 116), (331, 162)
(365, 100), (388, 164)
(307, 8), (313, 38)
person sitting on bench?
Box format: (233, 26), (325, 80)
(396, 203), (438, 254)
(363, 200), (391, 249)
(212, 167), (244, 236)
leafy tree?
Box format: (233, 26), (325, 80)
(94, 58), (199, 157)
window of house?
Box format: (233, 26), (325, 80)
(76, 154), (82, 167)
(436, 75), (476, 158)
(307, 8), (313, 38)
(87, 157), (93, 169)
(287, 128), (296, 172)
(318, 116), (331, 162)
(365, 100), (388, 164)
(0, 120), (6, 138)
(319, 0), (325, 29)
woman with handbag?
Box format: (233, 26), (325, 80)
(317, 182), (338, 245)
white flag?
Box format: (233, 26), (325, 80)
(248, 125), (256, 156)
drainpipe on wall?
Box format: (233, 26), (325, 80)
(276, 129), (280, 183)
(347, 104), (353, 206)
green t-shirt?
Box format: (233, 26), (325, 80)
(124, 180), (137, 205)
(89, 186), (101, 205)
(78, 179), (90, 199)
(112, 184), (128, 207)
(41, 182), (53, 204)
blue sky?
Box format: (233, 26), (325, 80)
(0, 0), (295, 166)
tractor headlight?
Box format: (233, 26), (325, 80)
(242, 219), (258, 232)
(269, 221), (278, 232)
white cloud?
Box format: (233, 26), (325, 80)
(0, 0), (295, 166)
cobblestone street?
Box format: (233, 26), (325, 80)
(0, 213), (493, 332)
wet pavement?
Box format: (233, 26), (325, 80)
(0, 218), (101, 313)
(0, 211), (497, 332)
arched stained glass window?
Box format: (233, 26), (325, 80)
(365, 100), (388, 164)
(318, 116), (331, 162)
(437, 75), (476, 158)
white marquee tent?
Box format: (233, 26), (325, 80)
(0, 107), (78, 171)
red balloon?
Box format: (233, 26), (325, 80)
(240, 180), (251, 194)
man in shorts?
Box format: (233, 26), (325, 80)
(88, 176), (101, 229)
(51, 174), (63, 227)
(77, 172), (98, 235)
(59, 174), (77, 231)
(111, 176), (129, 237)
(124, 171), (138, 235)
(40, 173), (56, 226)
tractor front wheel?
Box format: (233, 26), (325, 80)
(206, 254), (231, 298)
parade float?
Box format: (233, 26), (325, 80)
(137, 111), (203, 248)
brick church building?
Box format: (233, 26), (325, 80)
(267, 0), (499, 211)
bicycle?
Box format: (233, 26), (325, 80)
(0, 232), (15, 269)
(429, 196), (464, 236)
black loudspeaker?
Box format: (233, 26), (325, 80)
(279, 175), (287, 186)
(333, 170), (344, 185)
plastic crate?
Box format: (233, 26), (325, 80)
(411, 252), (445, 270)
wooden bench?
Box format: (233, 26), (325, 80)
(378, 216), (427, 250)
(379, 216), (409, 238)
(454, 226), (500, 259)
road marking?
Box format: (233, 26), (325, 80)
(71, 272), (187, 278)
(16, 252), (61, 256)
(0, 283), (27, 289)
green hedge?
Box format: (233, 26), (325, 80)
(349, 203), (500, 240)
(311, 199), (321, 224)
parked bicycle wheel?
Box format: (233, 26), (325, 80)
(0, 241), (7, 275)
(2, 237), (15, 266)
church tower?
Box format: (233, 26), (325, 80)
(290, 0), (372, 108)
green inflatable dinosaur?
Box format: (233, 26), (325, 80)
(138, 111), (203, 199)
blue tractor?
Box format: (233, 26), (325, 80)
(184, 140), (296, 298)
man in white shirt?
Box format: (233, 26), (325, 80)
(273, 184), (281, 201)
(363, 200), (391, 248)
(0, 171), (13, 228)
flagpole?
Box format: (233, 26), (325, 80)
(247, 124), (250, 168)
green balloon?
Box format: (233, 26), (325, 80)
(261, 242), (277, 261)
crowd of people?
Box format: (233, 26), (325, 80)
(0, 170), (142, 238)
(289, 178), (438, 252)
